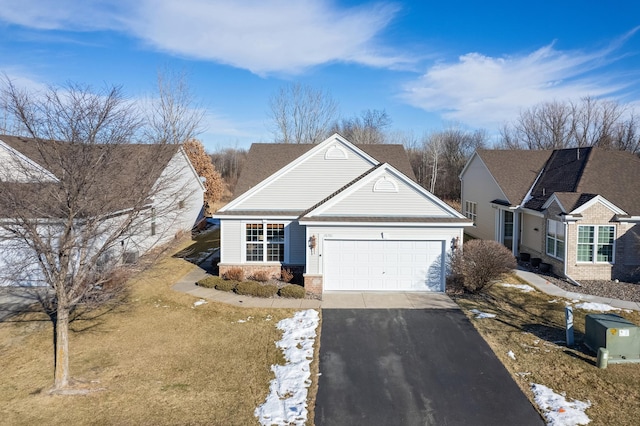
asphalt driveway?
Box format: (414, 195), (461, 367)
(315, 309), (543, 426)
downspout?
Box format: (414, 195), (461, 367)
(562, 220), (582, 287)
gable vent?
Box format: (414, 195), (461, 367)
(325, 145), (348, 160)
(373, 175), (398, 193)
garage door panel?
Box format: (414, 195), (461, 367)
(324, 239), (444, 292)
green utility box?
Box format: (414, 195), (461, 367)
(584, 314), (640, 364)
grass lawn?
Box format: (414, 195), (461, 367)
(453, 275), (640, 425)
(0, 248), (317, 425)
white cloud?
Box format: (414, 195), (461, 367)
(401, 42), (631, 129)
(0, 0), (407, 75)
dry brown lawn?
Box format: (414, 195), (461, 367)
(454, 275), (640, 426)
(0, 253), (319, 425)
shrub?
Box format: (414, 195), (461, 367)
(235, 281), (278, 297)
(449, 239), (517, 293)
(197, 276), (224, 288)
(215, 280), (237, 292)
(223, 267), (245, 282)
(254, 284), (278, 298)
(251, 269), (271, 282)
(279, 284), (305, 299)
(281, 268), (294, 283)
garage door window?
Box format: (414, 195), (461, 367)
(245, 223), (285, 262)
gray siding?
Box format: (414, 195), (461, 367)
(234, 146), (374, 210)
(220, 220), (242, 263)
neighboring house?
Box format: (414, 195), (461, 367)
(0, 134), (205, 286)
(460, 147), (640, 282)
(214, 134), (471, 295)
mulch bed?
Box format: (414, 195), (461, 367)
(518, 261), (640, 303)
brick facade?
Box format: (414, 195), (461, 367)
(303, 274), (323, 297)
(529, 201), (640, 282)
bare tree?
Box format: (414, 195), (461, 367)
(268, 83), (338, 144)
(500, 97), (639, 153)
(210, 146), (247, 197)
(331, 109), (391, 144)
(143, 68), (205, 145)
(0, 78), (197, 393)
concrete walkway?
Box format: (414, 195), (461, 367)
(515, 269), (640, 311)
(171, 265), (640, 311)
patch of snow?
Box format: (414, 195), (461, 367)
(236, 316), (254, 323)
(548, 299), (558, 304)
(501, 283), (535, 292)
(255, 309), (320, 426)
(192, 299), (207, 308)
(470, 308), (496, 319)
(574, 302), (619, 312)
(507, 350), (516, 360)
(531, 383), (591, 426)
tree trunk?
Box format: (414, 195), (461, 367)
(53, 304), (70, 390)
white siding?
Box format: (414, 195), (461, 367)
(318, 174), (452, 217)
(460, 154), (507, 240)
(233, 145), (374, 211)
(304, 225), (461, 276)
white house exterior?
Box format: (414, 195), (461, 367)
(214, 134), (472, 295)
(0, 135), (205, 286)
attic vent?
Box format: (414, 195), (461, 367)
(325, 145), (348, 160)
(373, 175), (398, 193)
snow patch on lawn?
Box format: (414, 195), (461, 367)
(192, 299), (207, 308)
(574, 302), (620, 312)
(501, 283), (536, 292)
(255, 309), (319, 426)
(531, 383), (591, 425)
(507, 350), (516, 360)
(470, 309), (496, 319)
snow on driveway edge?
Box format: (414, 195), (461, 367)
(255, 309), (320, 426)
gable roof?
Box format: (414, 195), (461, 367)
(233, 140), (416, 199)
(0, 134), (183, 217)
(473, 147), (640, 215)
(474, 149), (551, 205)
(299, 162), (470, 224)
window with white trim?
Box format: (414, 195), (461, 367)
(464, 201), (477, 224)
(245, 223), (285, 262)
(577, 225), (615, 263)
(546, 219), (564, 260)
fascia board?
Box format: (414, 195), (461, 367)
(305, 163), (466, 219)
(298, 220), (471, 227)
(541, 194), (565, 211)
(570, 195), (626, 216)
(218, 134), (378, 212)
(0, 138), (60, 182)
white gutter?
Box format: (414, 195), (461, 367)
(562, 220), (581, 287)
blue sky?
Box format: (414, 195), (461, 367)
(1, 0), (639, 151)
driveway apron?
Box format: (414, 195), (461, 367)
(315, 309), (543, 426)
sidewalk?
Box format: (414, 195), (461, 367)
(171, 266), (459, 309)
(514, 269), (640, 311)
(171, 265), (640, 311)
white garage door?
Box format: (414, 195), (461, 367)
(323, 239), (445, 292)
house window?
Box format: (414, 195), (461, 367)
(577, 225), (615, 263)
(546, 219), (564, 260)
(245, 223), (285, 262)
(464, 201), (477, 224)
